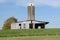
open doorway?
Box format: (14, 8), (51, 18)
(35, 24), (41, 29)
(29, 23), (33, 29)
(35, 23), (45, 29)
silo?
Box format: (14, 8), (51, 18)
(28, 3), (35, 20)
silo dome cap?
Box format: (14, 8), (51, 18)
(28, 3), (34, 6)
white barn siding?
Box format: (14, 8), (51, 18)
(15, 23), (20, 29)
(26, 23), (29, 29)
(21, 22), (30, 29)
(11, 23), (20, 29)
(11, 23), (16, 29)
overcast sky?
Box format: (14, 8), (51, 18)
(0, 0), (60, 28)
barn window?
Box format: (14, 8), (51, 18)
(19, 24), (21, 26)
(19, 24), (21, 29)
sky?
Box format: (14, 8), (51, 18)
(0, 0), (60, 29)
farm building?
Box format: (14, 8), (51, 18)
(11, 3), (49, 29)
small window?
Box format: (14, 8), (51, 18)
(19, 24), (21, 29)
(19, 24), (21, 26)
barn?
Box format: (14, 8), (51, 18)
(11, 3), (49, 29)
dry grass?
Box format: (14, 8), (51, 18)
(0, 36), (60, 40)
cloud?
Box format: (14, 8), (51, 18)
(15, 0), (60, 7)
(0, 0), (60, 7)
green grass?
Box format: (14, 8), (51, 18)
(0, 29), (60, 37)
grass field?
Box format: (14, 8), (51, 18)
(0, 36), (60, 40)
(0, 29), (60, 37)
(0, 29), (60, 40)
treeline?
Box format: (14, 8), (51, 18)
(2, 17), (17, 30)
